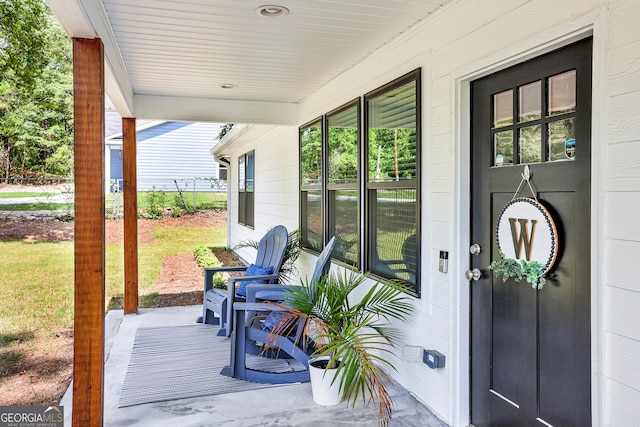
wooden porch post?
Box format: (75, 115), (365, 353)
(72, 38), (105, 427)
(122, 118), (138, 314)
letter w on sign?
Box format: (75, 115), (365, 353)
(508, 218), (538, 261)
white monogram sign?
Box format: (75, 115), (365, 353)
(496, 197), (558, 274)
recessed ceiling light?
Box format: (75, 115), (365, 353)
(256, 5), (289, 18)
(219, 84), (237, 89)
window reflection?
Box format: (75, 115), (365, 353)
(493, 90), (513, 128)
(548, 70), (576, 116)
(519, 125), (541, 164)
(519, 81), (541, 122)
(367, 80), (417, 182)
(300, 121), (322, 186)
(549, 118), (575, 161)
(494, 130), (513, 166)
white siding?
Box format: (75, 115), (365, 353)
(222, 0), (640, 425)
(224, 125), (300, 262)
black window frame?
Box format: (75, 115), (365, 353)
(364, 69), (421, 297)
(238, 151), (254, 228)
(299, 118), (324, 252)
(297, 69), (421, 297)
(326, 99), (361, 267)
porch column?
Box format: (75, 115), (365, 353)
(72, 38), (105, 427)
(122, 118), (138, 314)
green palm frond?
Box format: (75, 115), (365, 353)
(264, 269), (414, 426)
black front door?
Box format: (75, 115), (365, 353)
(470, 38), (592, 427)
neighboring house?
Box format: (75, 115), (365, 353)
(50, 1), (640, 426)
(105, 111), (226, 193)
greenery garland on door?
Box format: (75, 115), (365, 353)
(487, 167), (558, 291)
(488, 252), (547, 290)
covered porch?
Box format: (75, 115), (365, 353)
(59, 305), (448, 427)
(45, 0), (640, 426)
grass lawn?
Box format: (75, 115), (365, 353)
(0, 192), (58, 199)
(106, 225), (226, 299)
(0, 241), (75, 333)
(0, 192), (225, 213)
(0, 222), (224, 334)
(136, 191), (227, 212)
(0, 214), (227, 405)
(0, 203), (73, 211)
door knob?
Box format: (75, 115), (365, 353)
(469, 244), (481, 255)
(465, 268), (481, 281)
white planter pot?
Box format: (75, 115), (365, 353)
(308, 356), (341, 406)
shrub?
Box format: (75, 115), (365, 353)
(142, 186), (166, 219)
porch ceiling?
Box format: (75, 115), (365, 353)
(48, 0), (450, 124)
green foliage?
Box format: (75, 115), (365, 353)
(0, 202), (73, 211)
(0, 0), (48, 91)
(0, 4), (74, 179)
(267, 271), (414, 427)
(56, 212), (74, 222)
(328, 123), (358, 184)
(141, 187), (167, 219)
(368, 128), (416, 181)
(488, 252), (547, 290)
(193, 245), (222, 268)
(300, 123), (322, 185)
(212, 272), (226, 289)
(217, 123), (234, 139)
(193, 246), (226, 289)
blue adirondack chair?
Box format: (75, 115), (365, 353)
(197, 225), (288, 337)
(222, 237), (336, 384)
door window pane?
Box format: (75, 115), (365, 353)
(519, 81), (541, 122)
(493, 90), (513, 128)
(549, 118), (575, 161)
(519, 125), (542, 164)
(548, 70), (576, 116)
(494, 130), (513, 166)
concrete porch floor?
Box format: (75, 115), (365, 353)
(61, 305), (449, 426)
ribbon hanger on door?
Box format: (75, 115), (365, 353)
(511, 165), (538, 201)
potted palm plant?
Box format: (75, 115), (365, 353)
(267, 270), (414, 427)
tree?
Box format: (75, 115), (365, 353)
(0, 2), (73, 179)
(368, 128), (416, 181)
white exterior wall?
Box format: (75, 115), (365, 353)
(223, 125), (301, 263)
(221, 0), (640, 425)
